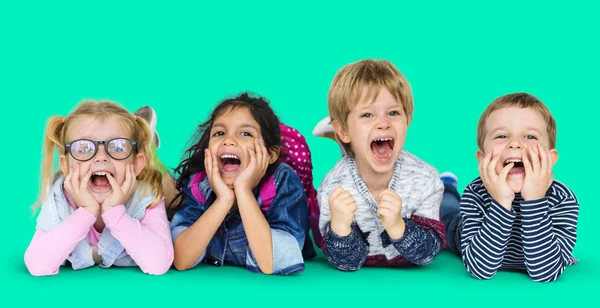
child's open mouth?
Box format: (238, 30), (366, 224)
(220, 154), (241, 173)
(370, 137), (395, 163)
(504, 158), (525, 175)
(91, 171), (113, 192)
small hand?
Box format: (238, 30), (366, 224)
(63, 163), (100, 216)
(329, 187), (357, 236)
(205, 149), (235, 206)
(521, 144), (554, 201)
(102, 164), (137, 212)
(234, 139), (269, 193)
(376, 189), (405, 239)
(479, 151), (515, 210)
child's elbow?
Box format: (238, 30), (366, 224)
(141, 251), (174, 275)
(173, 257), (194, 271)
(24, 251), (57, 276)
(468, 269), (495, 280)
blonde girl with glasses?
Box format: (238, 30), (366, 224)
(24, 101), (174, 276)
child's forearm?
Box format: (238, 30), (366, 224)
(520, 197), (578, 282)
(324, 225), (368, 271)
(102, 201), (174, 275)
(237, 189), (273, 274)
(172, 198), (230, 270)
(24, 208), (96, 276)
(390, 218), (442, 265)
(461, 199), (515, 280)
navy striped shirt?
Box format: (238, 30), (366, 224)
(460, 178), (579, 282)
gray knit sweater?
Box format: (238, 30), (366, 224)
(318, 151), (446, 271)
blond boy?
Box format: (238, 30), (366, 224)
(318, 59), (446, 271)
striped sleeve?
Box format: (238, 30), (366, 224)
(460, 182), (516, 280)
(521, 183), (579, 282)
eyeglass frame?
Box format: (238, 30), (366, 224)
(64, 138), (138, 162)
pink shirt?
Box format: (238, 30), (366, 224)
(24, 195), (174, 276)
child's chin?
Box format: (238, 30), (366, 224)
(507, 180), (524, 194)
(92, 192), (110, 205)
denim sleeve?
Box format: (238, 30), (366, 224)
(170, 193), (208, 268)
(246, 167), (307, 275)
(323, 224), (369, 271)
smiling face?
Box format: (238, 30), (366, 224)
(477, 106), (558, 193)
(59, 115), (145, 204)
(207, 106), (276, 188)
(333, 87), (409, 179)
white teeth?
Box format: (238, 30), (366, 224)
(374, 137), (393, 142)
(93, 172), (108, 176)
(504, 159), (522, 164)
(220, 154), (239, 159)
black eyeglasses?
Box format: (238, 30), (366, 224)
(65, 138), (138, 162)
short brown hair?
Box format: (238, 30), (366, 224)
(477, 93), (557, 150)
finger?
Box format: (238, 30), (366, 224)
(538, 144), (549, 175)
(211, 149), (221, 180)
(122, 164), (133, 192)
(499, 162), (514, 182)
(380, 189), (401, 202)
(105, 173), (120, 194)
(129, 165), (138, 195)
(377, 208), (392, 218)
(488, 155), (501, 182)
(338, 193), (356, 205)
(71, 164), (81, 194)
(530, 145), (540, 173)
(64, 167), (74, 194)
(80, 170), (92, 192)
(347, 202), (357, 213)
(330, 187), (345, 200)
(480, 152), (492, 183)
(260, 140), (269, 167)
(377, 201), (394, 211)
(522, 148), (532, 175)
(379, 194), (402, 207)
(248, 145), (257, 168)
(204, 149), (212, 176)
(255, 139), (265, 167)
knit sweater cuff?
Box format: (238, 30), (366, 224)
(324, 225), (368, 271)
(389, 218), (441, 265)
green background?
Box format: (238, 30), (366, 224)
(1, 0), (598, 306)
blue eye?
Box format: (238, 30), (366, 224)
(361, 113), (373, 118)
(389, 110), (401, 116)
(494, 135), (508, 139)
(525, 135), (538, 140)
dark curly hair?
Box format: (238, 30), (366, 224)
(168, 92), (282, 218)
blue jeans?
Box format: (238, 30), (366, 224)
(441, 183), (462, 257)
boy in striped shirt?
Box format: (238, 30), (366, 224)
(442, 93), (579, 282)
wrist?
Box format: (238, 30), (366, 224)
(331, 221), (352, 237)
(233, 184), (253, 196)
(215, 196), (235, 209)
(522, 193), (544, 201)
(83, 206), (100, 217)
(387, 220), (406, 240)
(496, 199), (513, 211)
(101, 203), (119, 214)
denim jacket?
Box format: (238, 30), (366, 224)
(36, 171), (156, 269)
(170, 163), (311, 275)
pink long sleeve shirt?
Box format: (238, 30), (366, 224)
(25, 189), (173, 276)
